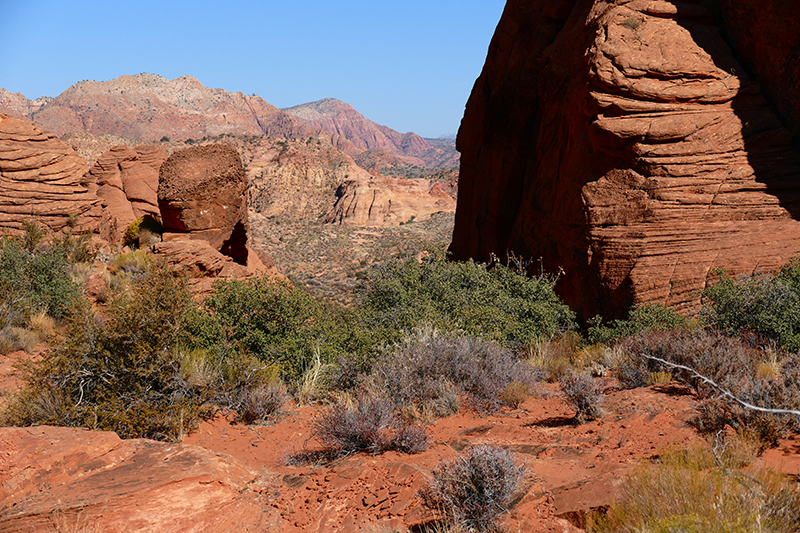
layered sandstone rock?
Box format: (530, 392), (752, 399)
(0, 426), (283, 532)
(0, 113), (102, 234)
(155, 144), (269, 277)
(88, 144), (167, 242)
(325, 176), (456, 227)
(451, 0), (800, 320)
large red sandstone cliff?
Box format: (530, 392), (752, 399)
(450, 0), (800, 320)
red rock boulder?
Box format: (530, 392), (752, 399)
(450, 0), (800, 320)
(155, 144), (271, 278)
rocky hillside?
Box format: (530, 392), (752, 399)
(0, 74), (316, 141)
(0, 75), (459, 170)
(450, 0), (800, 321)
(284, 98), (459, 167)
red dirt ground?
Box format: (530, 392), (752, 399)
(4, 345), (799, 532)
(183, 380), (701, 531)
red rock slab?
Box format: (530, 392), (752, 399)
(0, 426), (283, 533)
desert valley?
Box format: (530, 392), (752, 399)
(3, 0), (800, 532)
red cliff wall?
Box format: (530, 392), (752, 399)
(451, 0), (800, 321)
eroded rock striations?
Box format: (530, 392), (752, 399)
(0, 426), (283, 532)
(325, 177), (456, 227)
(450, 0), (800, 320)
(0, 113), (102, 234)
(88, 144), (167, 242)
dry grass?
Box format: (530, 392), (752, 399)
(525, 332), (591, 382)
(590, 438), (800, 532)
(296, 346), (331, 405)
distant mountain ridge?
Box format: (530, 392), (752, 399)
(0, 74), (458, 168)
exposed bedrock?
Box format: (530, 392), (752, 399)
(88, 144), (167, 242)
(450, 0), (800, 320)
(0, 113), (102, 234)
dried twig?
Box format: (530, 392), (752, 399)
(646, 355), (800, 417)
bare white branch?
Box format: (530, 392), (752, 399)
(646, 355), (800, 417)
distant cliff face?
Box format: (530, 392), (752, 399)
(450, 0), (800, 320)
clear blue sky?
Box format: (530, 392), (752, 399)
(0, 1), (506, 138)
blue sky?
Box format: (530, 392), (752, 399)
(0, 1), (506, 138)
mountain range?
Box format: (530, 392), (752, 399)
(0, 74), (458, 168)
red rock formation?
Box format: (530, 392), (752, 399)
(717, 0), (800, 146)
(325, 176), (456, 227)
(0, 113), (102, 234)
(0, 426), (283, 532)
(450, 0), (800, 320)
(155, 144), (272, 277)
(87, 144), (167, 242)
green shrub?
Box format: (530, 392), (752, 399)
(1, 262), (204, 441)
(0, 227), (83, 320)
(587, 303), (688, 345)
(200, 278), (350, 382)
(702, 268), (800, 352)
(353, 253), (575, 352)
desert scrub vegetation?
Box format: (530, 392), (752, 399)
(366, 328), (542, 418)
(184, 277), (355, 383)
(586, 303), (689, 346)
(288, 392), (430, 463)
(590, 439), (800, 532)
(702, 260), (800, 352)
(0, 223), (92, 354)
(353, 251), (576, 354)
(1, 261), (207, 441)
(1, 258), (289, 438)
(419, 445), (525, 533)
(558, 369), (603, 423)
(615, 328), (800, 449)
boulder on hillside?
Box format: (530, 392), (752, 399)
(155, 144), (270, 277)
(0, 426), (283, 532)
(0, 113), (102, 234)
(450, 0), (800, 320)
(88, 144), (167, 242)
